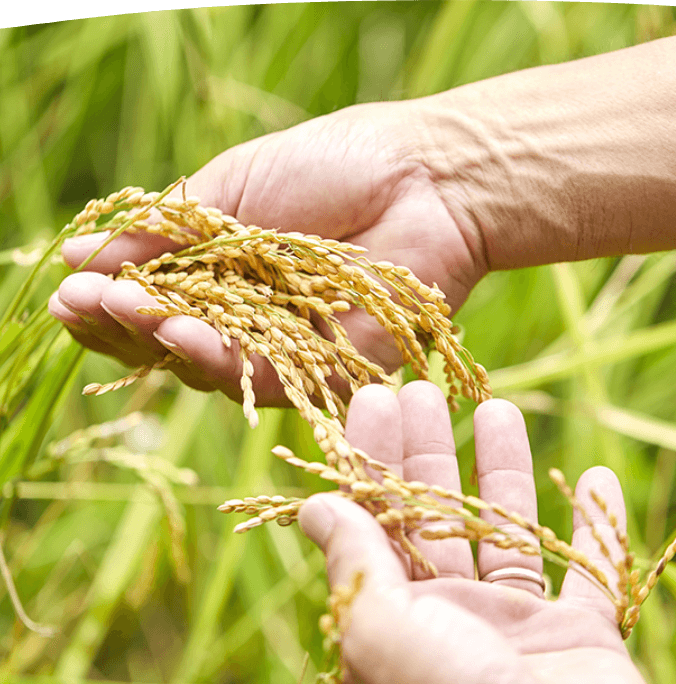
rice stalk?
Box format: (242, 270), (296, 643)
(71, 180), (490, 445)
(65, 180), (673, 662)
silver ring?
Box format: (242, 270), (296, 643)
(481, 567), (546, 591)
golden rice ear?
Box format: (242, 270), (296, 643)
(76, 178), (491, 425)
(82, 354), (179, 396)
(73, 180), (672, 648)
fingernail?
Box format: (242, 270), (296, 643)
(48, 297), (86, 331)
(56, 296), (98, 326)
(100, 302), (137, 333)
(153, 332), (192, 362)
(299, 496), (335, 550)
(49, 312), (87, 333)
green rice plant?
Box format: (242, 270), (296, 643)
(2, 4), (676, 684)
(12, 177), (675, 682)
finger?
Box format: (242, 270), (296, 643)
(157, 313), (353, 407)
(344, 384), (403, 478)
(48, 290), (91, 335)
(56, 273), (158, 365)
(99, 287), (228, 393)
(61, 159), (246, 274)
(60, 273), (219, 390)
(62, 231), (182, 273)
(58, 273), (135, 334)
(61, 274), (349, 406)
(300, 494), (534, 684)
(559, 466), (627, 625)
(299, 494), (411, 683)
(474, 399), (544, 596)
(49, 291), (138, 364)
(99, 279), (180, 356)
(53, 276), (216, 392)
(299, 493), (408, 590)
(153, 315), (290, 405)
(343, 385), (411, 573)
(399, 381), (474, 580)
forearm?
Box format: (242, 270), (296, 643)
(417, 36), (676, 271)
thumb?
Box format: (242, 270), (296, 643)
(300, 494), (534, 684)
(299, 494), (407, 589)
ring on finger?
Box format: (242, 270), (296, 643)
(480, 567), (546, 592)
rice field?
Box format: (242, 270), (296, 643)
(1, 3), (676, 683)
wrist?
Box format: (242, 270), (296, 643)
(416, 37), (676, 272)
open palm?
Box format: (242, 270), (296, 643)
(50, 102), (485, 402)
(299, 382), (645, 684)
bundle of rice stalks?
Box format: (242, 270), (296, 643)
(75, 179), (490, 459)
(69, 179), (673, 652)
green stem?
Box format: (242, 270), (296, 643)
(74, 178), (185, 272)
(0, 221), (76, 331)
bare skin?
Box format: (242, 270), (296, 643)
(46, 38), (673, 680)
(299, 382), (645, 684)
(49, 36), (676, 402)
(49, 101), (481, 400)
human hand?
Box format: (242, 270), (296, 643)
(49, 102), (487, 401)
(299, 381), (645, 684)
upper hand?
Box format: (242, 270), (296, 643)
(48, 102), (487, 403)
(299, 381), (645, 684)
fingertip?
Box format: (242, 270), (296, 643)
(300, 493), (408, 588)
(561, 466), (628, 621)
(99, 278), (153, 313)
(48, 290), (85, 329)
(574, 466), (626, 529)
(397, 379), (445, 401)
(64, 232), (180, 274)
(62, 232), (110, 269)
(300, 494), (386, 553)
(58, 272), (113, 313)
(155, 316), (240, 375)
(48, 290), (63, 315)
(351, 383), (397, 403)
(345, 384), (403, 473)
(345, 383), (399, 429)
(576, 465), (621, 491)
(474, 398), (532, 475)
(398, 379), (456, 469)
(299, 493), (338, 550)
(100, 280), (168, 338)
(473, 398), (524, 428)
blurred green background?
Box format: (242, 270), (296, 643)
(1, 2), (676, 682)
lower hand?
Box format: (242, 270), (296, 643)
(299, 381), (645, 684)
